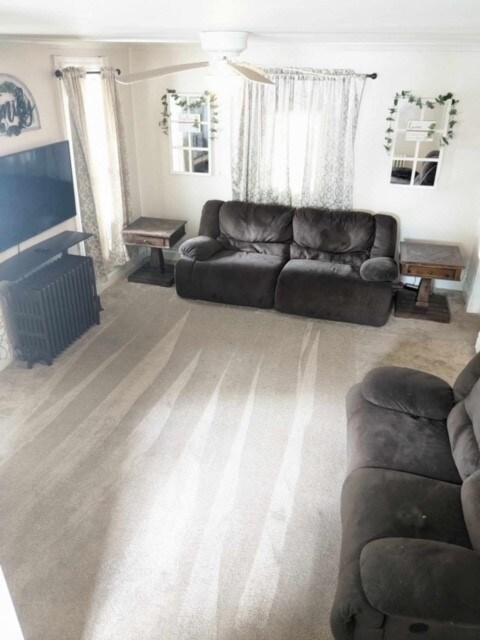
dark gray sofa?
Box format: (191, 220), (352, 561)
(331, 353), (480, 640)
(176, 200), (398, 326)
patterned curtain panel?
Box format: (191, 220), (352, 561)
(231, 68), (366, 209)
(61, 66), (132, 281)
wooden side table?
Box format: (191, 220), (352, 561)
(395, 241), (464, 323)
(123, 217), (186, 287)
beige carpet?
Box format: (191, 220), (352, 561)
(0, 282), (478, 640)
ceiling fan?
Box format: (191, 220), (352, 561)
(116, 31), (274, 86)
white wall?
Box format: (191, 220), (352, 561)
(0, 41), (139, 369)
(130, 42), (480, 290)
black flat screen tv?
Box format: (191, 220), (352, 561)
(0, 140), (77, 252)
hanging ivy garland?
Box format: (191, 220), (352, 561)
(384, 91), (458, 153)
(159, 89), (219, 137)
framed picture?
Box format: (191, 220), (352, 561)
(0, 74), (41, 136)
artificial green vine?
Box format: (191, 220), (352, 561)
(384, 91), (458, 153)
(159, 89), (219, 137)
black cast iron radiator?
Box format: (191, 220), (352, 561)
(8, 254), (101, 367)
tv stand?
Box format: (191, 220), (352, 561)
(0, 231), (101, 368)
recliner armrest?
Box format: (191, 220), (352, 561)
(360, 538), (480, 627)
(361, 366), (453, 420)
(179, 236), (222, 261)
(360, 257), (398, 282)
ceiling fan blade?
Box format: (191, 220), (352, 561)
(227, 62), (274, 85)
(116, 61), (210, 85)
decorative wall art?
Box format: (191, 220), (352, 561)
(0, 74), (41, 136)
(384, 91), (458, 188)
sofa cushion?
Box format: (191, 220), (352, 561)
(347, 383), (461, 483)
(447, 401), (480, 481)
(293, 208), (375, 254)
(218, 239), (290, 260)
(218, 201), (294, 245)
(275, 260), (393, 327)
(453, 352), (480, 402)
(290, 244), (368, 269)
(447, 376), (480, 481)
(175, 250), (286, 309)
(461, 469), (480, 552)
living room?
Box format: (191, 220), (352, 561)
(1, 2), (480, 639)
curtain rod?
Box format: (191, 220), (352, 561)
(55, 69), (121, 78)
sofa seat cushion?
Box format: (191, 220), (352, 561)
(293, 208), (375, 253)
(340, 467), (471, 572)
(347, 383), (462, 483)
(330, 467), (471, 639)
(275, 260), (393, 326)
(175, 250), (286, 309)
(218, 238), (290, 260)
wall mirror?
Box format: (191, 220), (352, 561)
(387, 94), (454, 188)
(168, 92), (211, 175)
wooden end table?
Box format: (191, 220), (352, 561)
(395, 241), (464, 323)
(123, 217), (186, 287)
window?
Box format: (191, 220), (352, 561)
(169, 93), (211, 175)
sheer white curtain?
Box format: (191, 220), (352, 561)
(231, 68), (366, 209)
(61, 66), (131, 280)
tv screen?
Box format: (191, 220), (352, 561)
(0, 141), (77, 252)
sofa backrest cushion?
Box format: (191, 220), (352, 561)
(218, 201), (294, 245)
(461, 469), (480, 551)
(447, 376), (480, 480)
(290, 245), (368, 269)
(370, 214), (397, 259)
(293, 209), (376, 256)
(453, 352), (480, 402)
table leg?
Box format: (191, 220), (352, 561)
(415, 277), (432, 309)
(150, 247), (165, 272)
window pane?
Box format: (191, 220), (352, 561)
(188, 98), (207, 121)
(191, 125), (208, 149)
(192, 149), (209, 173)
(171, 127), (189, 147)
(172, 148), (190, 172)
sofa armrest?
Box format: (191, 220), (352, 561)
(360, 538), (480, 627)
(361, 366), (454, 420)
(360, 257), (398, 282)
(179, 236), (222, 261)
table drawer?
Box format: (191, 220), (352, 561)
(122, 233), (168, 248)
(402, 264), (459, 279)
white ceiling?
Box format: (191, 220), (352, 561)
(2, 0), (480, 43)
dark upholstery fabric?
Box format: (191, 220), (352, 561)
(275, 260), (393, 327)
(218, 238), (290, 260)
(293, 208), (375, 253)
(447, 401), (480, 481)
(198, 200), (223, 238)
(453, 352), (480, 402)
(346, 384), (461, 483)
(361, 366), (454, 421)
(462, 469), (480, 551)
(290, 244), (368, 268)
(175, 250), (286, 309)
(360, 257), (398, 282)
(179, 236), (222, 261)
(218, 201), (294, 243)
(370, 214), (397, 259)
(330, 467), (471, 639)
(360, 538), (480, 626)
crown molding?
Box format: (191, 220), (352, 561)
(2, 31), (480, 52)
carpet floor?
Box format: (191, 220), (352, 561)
(0, 282), (478, 640)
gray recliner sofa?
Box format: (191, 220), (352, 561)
(331, 353), (480, 639)
(175, 200), (398, 326)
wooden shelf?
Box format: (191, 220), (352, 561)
(0, 231), (92, 283)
